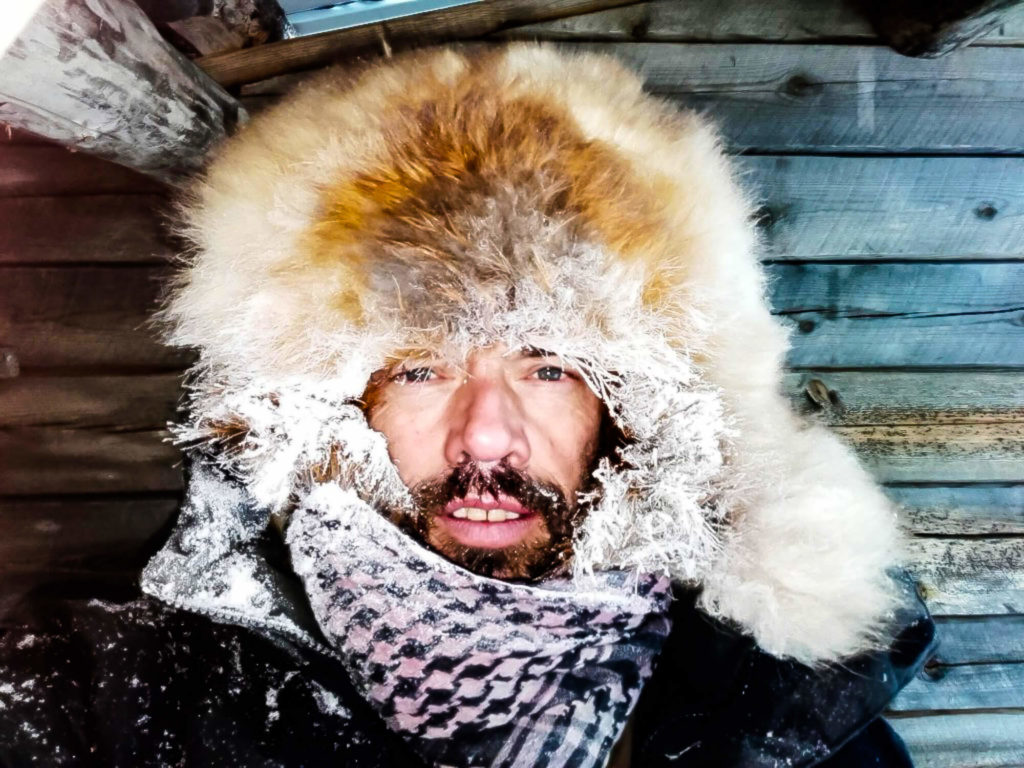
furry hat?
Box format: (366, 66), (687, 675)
(158, 43), (905, 664)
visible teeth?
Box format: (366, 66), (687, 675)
(451, 507), (522, 522)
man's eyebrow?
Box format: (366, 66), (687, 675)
(519, 346), (560, 359)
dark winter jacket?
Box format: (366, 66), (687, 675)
(0, 521), (936, 767)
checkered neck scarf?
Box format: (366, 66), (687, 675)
(286, 484), (673, 768)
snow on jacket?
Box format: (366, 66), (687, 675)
(0, 464), (936, 767)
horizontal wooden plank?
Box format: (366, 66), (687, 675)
(0, 495), (180, 571)
(0, 428), (183, 495)
(887, 485), (1024, 535)
(236, 43), (1024, 153)
(891, 661), (1024, 711)
(908, 537), (1024, 615)
(769, 262), (1024, 368)
(197, 0), (637, 86)
(890, 713), (1024, 768)
(0, 266), (192, 370)
(783, 371), (1024, 426)
(744, 156), (1024, 260)
(0, 374), (182, 429)
(0, 196), (175, 264)
(498, 0), (1024, 45)
(0, 145), (165, 197)
(933, 616), (1024, 665)
(565, 43), (1024, 154)
(843, 423), (1024, 484)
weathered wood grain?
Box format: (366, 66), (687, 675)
(563, 43), (1024, 154)
(892, 661), (1024, 710)
(197, 0), (638, 86)
(234, 44), (1024, 153)
(497, 0), (1024, 45)
(890, 713), (1024, 767)
(783, 371), (1024, 426)
(887, 485), (1024, 535)
(744, 156), (1024, 260)
(0, 145), (166, 197)
(0, 196), (175, 264)
(0, 0), (243, 182)
(0, 374), (182, 429)
(908, 537), (1024, 614)
(0, 428), (183, 495)
(932, 615), (1024, 664)
(768, 262), (1024, 368)
(0, 266), (191, 370)
(841, 423), (1024, 484)
(0, 495), (180, 571)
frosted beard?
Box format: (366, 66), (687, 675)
(392, 461), (584, 582)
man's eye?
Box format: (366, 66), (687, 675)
(393, 367), (434, 384)
(535, 366), (565, 382)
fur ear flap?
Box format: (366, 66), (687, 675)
(696, 407), (906, 664)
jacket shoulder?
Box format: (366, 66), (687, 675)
(0, 586), (422, 767)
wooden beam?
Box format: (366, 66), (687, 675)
(496, 0), (1024, 46)
(0, 0), (245, 183)
(196, 0), (640, 87)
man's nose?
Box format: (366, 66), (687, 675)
(444, 376), (530, 468)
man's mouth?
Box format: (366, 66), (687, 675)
(436, 494), (541, 549)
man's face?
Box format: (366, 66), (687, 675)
(365, 344), (604, 581)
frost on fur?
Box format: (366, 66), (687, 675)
(157, 43), (907, 666)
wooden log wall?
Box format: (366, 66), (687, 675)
(1, 0), (1022, 761)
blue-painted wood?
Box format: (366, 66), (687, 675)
(891, 662), (1024, 711)
(767, 262), (1024, 367)
(888, 713), (1024, 768)
(743, 156), (1024, 260)
(885, 485), (1024, 535)
(933, 616), (1024, 665)
(567, 43), (1024, 153)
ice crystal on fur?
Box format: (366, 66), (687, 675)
(157, 43), (906, 664)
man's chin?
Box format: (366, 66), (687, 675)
(422, 519), (569, 582)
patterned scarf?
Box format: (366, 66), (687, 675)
(286, 484), (673, 768)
